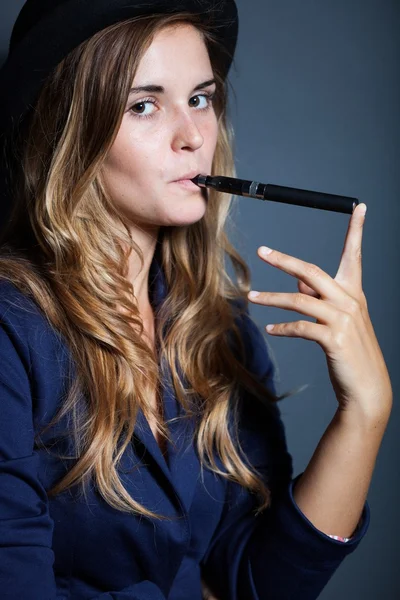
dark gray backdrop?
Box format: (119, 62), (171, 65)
(1, 1), (399, 598)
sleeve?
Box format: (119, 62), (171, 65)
(0, 309), (167, 600)
(200, 310), (370, 600)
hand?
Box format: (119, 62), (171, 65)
(247, 203), (393, 421)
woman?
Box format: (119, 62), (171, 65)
(0, 1), (392, 599)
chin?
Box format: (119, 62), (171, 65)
(164, 206), (207, 226)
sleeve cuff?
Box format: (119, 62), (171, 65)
(327, 534), (353, 542)
(265, 471), (371, 567)
(291, 473), (365, 544)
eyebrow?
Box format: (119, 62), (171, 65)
(128, 78), (216, 96)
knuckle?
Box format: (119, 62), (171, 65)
(339, 311), (353, 328)
(332, 329), (347, 348)
(304, 263), (321, 279)
(347, 298), (360, 316)
(320, 329), (333, 351)
(293, 293), (305, 308)
(343, 297), (361, 319)
(294, 320), (306, 334)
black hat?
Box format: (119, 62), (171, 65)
(0, 0), (238, 137)
(0, 0), (238, 227)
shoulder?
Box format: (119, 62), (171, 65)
(0, 279), (76, 431)
(0, 280), (44, 365)
(0, 278), (57, 348)
(0, 278), (71, 380)
(0, 279), (45, 320)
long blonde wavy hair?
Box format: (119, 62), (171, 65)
(0, 10), (301, 521)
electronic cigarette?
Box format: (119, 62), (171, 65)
(191, 174), (358, 214)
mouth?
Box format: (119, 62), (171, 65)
(171, 179), (200, 191)
(172, 169), (200, 181)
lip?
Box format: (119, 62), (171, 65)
(171, 179), (200, 190)
(172, 170), (201, 182)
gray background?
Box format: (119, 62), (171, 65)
(1, 1), (399, 598)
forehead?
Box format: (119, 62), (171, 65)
(133, 23), (211, 80)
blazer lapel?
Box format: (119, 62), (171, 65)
(131, 249), (201, 514)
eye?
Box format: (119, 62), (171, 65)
(188, 93), (213, 109)
(129, 98), (156, 119)
(129, 92), (215, 120)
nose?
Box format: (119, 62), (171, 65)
(171, 110), (204, 152)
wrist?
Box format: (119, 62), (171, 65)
(334, 401), (392, 434)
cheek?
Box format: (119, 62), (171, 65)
(203, 117), (219, 153)
(104, 132), (156, 184)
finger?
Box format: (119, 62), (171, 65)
(248, 291), (338, 324)
(257, 246), (347, 306)
(335, 203), (367, 288)
(265, 319), (331, 351)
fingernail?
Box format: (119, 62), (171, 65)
(259, 246), (272, 256)
(248, 291), (260, 298)
(360, 204), (367, 216)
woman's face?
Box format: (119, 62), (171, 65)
(102, 23), (219, 231)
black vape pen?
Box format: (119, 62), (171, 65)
(191, 174), (358, 214)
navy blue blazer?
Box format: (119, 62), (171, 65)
(0, 252), (370, 599)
